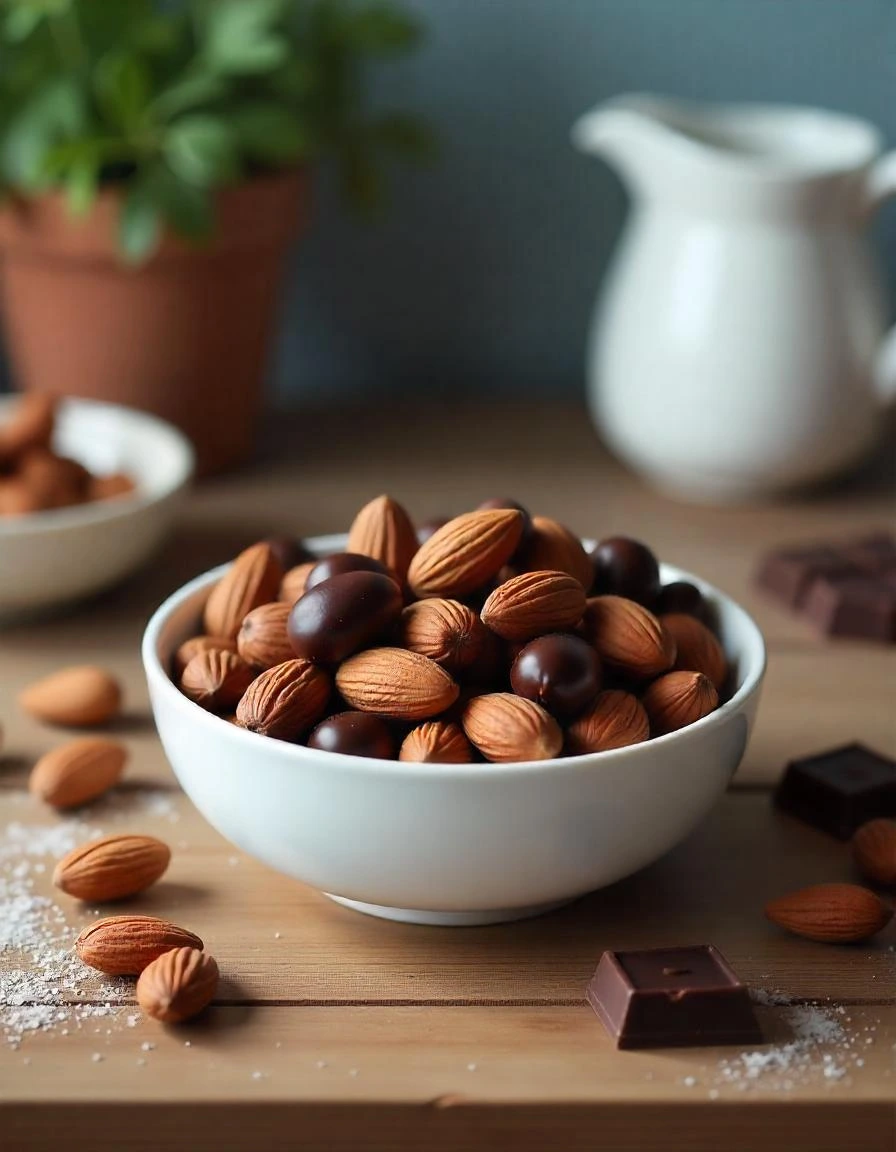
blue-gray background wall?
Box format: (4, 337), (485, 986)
(4, 0), (895, 403)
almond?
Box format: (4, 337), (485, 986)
(180, 649), (254, 712)
(75, 915), (203, 975)
(401, 598), (488, 672)
(203, 543), (283, 640)
(29, 738), (127, 809)
(18, 448), (90, 509)
(518, 515), (593, 589)
(462, 692), (562, 762)
(852, 820), (896, 886)
(237, 601), (294, 669)
(582, 596), (676, 678)
(336, 648), (459, 720)
(642, 670), (718, 735)
(481, 570), (586, 641)
(0, 392), (56, 464)
(236, 658), (330, 740)
(137, 946), (219, 1024)
(0, 476), (42, 515)
(566, 690), (650, 755)
(53, 834), (171, 901)
(661, 613), (728, 691)
(278, 561), (316, 604)
(172, 634), (237, 680)
(764, 882), (893, 943)
(89, 472), (136, 502)
(399, 720), (474, 763)
(19, 665), (122, 727)
(347, 494), (419, 584)
(407, 509), (525, 598)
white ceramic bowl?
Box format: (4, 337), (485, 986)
(143, 535), (766, 926)
(0, 397), (194, 618)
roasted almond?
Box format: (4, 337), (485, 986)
(347, 494), (419, 584)
(401, 598), (488, 672)
(518, 515), (593, 589)
(137, 947), (219, 1024)
(462, 692), (562, 762)
(481, 570), (587, 641)
(172, 634), (237, 680)
(203, 542), (283, 640)
(88, 472), (136, 502)
(399, 720), (474, 763)
(278, 561), (316, 605)
(75, 914), (203, 975)
(582, 596), (676, 678)
(642, 670), (718, 735)
(0, 392), (56, 464)
(407, 509), (525, 598)
(19, 665), (122, 727)
(236, 658), (330, 740)
(661, 613), (728, 691)
(18, 448), (90, 509)
(180, 649), (254, 712)
(29, 738), (127, 809)
(53, 834), (171, 902)
(852, 820), (896, 887)
(764, 883), (893, 943)
(237, 601), (294, 669)
(336, 648), (459, 721)
(566, 690), (650, 755)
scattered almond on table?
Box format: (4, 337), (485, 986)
(19, 665), (123, 728)
(764, 882), (893, 944)
(851, 819), (896, 887)
(53, 834), (171, 902)
(29, 737), (128, 809)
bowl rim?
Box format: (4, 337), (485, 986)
(0, 395), (195, 537)
(142, 537), (768, 778)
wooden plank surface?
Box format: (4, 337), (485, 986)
(1, 403), (895, 1150)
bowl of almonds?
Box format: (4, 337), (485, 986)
(143, 496), (766, 925)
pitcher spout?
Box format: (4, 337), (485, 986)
(572, 96), (688, 195)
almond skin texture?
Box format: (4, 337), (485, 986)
(852, 820), (896, 886)
(661, 612), (728, 691)
(642, 670), (718, 735)
(582, 596), (676, 679)
(180, 649), (254, 712)
(401, 598), (488, 672)
(137, 947), (219, 1024)
(764, 883), (893, 943)
(407, 509), (525, 598)
(29, 738), (127, 809)
(173, 634), (237, 680)
(566, 690), (650, 755)
(75, 915), (203, 975)
(236, 658), (331, 740)
(278, 561), (315, 604)
(19, 665), (122, 727)
(237, 601), (294, 669)
(399, 721), (475, 763)
(203, 543), (283, 640)
(347, 494), (419, 584)
(462, 692), (562, 762)
(481, 570), (587, 641)
(337, 648), (459, 721)
(53, 834), (171, 902)
(518, 516), (593, 589)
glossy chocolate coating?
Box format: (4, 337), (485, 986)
(655, 580), (708, 623)
(262, 535), (313, 571)
(774, 742), (896, 839)
(592, 536), (661, 605)
(288, 571), (402, 665)
(307, 711), (395, 759)
(306, 551), (392, 591)
(510, 633), (601, 720)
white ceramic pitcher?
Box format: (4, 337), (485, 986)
(573, 95), (896, 501)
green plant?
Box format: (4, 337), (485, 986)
(0, 0), (431, 261)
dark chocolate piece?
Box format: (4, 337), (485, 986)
(755, 545), (859, 608)
(802, 574), (896, 642)
(774, 743), (896, 839)
(587, 946), (762, 1049)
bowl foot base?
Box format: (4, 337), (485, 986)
(324, 893), (577, 926)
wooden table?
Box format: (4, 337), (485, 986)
(2, 404), (895, 1151)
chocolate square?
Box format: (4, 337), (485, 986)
(755, 546), (859, 608)
(774, 743), (896, 839)
(802, 574), (896, 642)
(586, 946), (762, 1049)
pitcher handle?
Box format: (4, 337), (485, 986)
(865, 151), (896, 407)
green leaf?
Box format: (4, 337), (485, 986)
(150, 70), (228, 122)
(347, 4), (421, 54)
(64, 150), (98, 215)
(230, 102), (307, 164)
(3, 6), (45, 43)
(0, 76), (86, 188)
(119, 180), (161, 263)
(93, 52), (150, 131)
(146, 163), (214, 238)
(164, 114), (239, 186)
(202, 0), (289, 75)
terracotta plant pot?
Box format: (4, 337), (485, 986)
(0, 171), (308, 475)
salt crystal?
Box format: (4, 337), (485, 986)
(349, 1068), (359, 1077)
(141, 1042), (155, 1052)
(316, 1060), (327, 1069)
(91, 1053), (103, 1063)
(252, 1071), (265, 1080)
(683, 1076), (696, 1087)
(467, 1063), (477, 1072)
